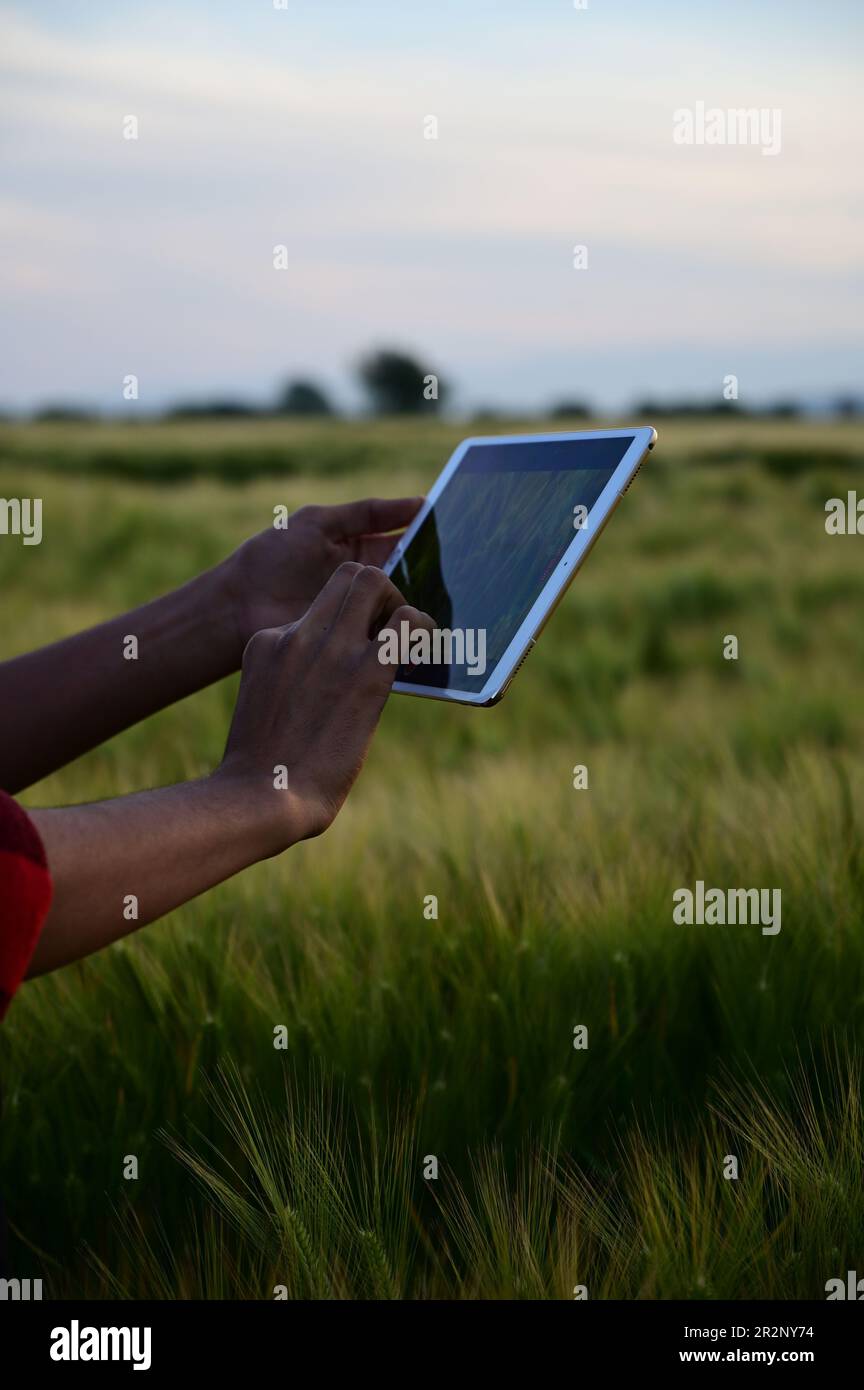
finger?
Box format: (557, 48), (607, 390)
(318, 496), (424, 538)
(337, 566), (415, 639)
(357, 531), (408, 568)
(292, 561), (364, 636)
(371, 605), (436, 683)
(384, 604), (436, 639)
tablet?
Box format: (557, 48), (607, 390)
(382, 426), (657, 705)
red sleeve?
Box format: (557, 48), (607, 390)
(0, 790), (52, 1020)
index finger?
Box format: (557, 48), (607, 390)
(319, 496), (424, 538)
(337, 566), (413, 638)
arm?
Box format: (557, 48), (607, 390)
(0, 496), (422, 795)
(0, 565), (238, 795)
(27, 775), (274, 975)
(26, 563), (431, 978)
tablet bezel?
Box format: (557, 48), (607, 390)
(382, 426), (657, 706)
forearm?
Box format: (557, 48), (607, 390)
(0, 561), (242, 794)
(26, 773), (285, 976)
(18, 559), (425, 981)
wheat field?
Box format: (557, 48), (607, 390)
(1, 415), (862, 1298)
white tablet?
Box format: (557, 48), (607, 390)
(382, 426), (657, 705)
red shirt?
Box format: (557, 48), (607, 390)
(0, 790), (52, 1019)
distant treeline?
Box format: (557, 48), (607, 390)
(7, 346), (864, 423)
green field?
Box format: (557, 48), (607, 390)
(1, 415), (863, 1299)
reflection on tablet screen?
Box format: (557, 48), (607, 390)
(391, 435), (634, 692)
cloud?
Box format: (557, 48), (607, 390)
(1, 5), (862, 408)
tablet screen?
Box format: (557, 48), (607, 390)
(389, 435), (634, 692)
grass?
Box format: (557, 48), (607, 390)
(1, 415), (863, 1299)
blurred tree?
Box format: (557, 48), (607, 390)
(166, 399), (257, 418)
(33, 405), (98, 422)
(548, 399), (592, 419)
(632, 398), (743, 418)
(357, 349), (447, 415)
(277, 379), (334, 416)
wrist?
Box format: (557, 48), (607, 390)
(204, 556), (249, 671)
(209, 763), (314, 859)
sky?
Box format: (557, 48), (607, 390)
(1, 0), (862, 414)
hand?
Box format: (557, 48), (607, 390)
(224, 496), (424, 650)
(218, 562), (433, 851)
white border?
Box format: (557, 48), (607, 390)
(383, 426), (658, 706)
